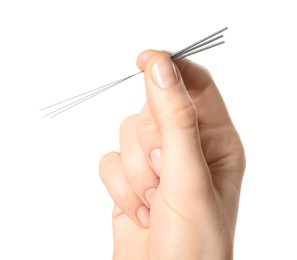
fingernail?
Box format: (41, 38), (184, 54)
(150, 148), (162, 174)
(136, 205), (150, 227)
(151, 55), (179, 88)
(145, 187), (156, 208)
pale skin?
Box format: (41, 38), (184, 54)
(100, 50), (245, 260)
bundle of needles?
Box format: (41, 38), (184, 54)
(41, 27), (228, 118)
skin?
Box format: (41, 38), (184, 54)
(100, 50), (245, 260)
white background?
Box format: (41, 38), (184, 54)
(1, 0), (296, 259)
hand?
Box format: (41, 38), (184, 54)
(100, 50), (245, 259)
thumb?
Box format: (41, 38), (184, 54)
(144, 53), (212, 197)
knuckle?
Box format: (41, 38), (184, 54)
(117, 186), (133, 202)
(99, 152), (119, 180)
(166, 101), (198, 130)
(236, 145), (246, 176)
(124, 162), (147, 181)
(199, 64), (211, 77)
(137, 122), (159, 141)
(120, 114), (139, 133)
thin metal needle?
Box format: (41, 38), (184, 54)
(41, 71), (141, 111)
(44, 72), (142, 117)
(174, 41), (225, 60)
(171, 26), (228, 59)
(42, 27), (228, 117)
(49, 84), (117, 118)
(172, 35), (224, 58)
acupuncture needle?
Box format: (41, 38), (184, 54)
(41, 27), (228, 118)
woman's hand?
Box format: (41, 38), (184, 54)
(100, 50), (245, 259)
